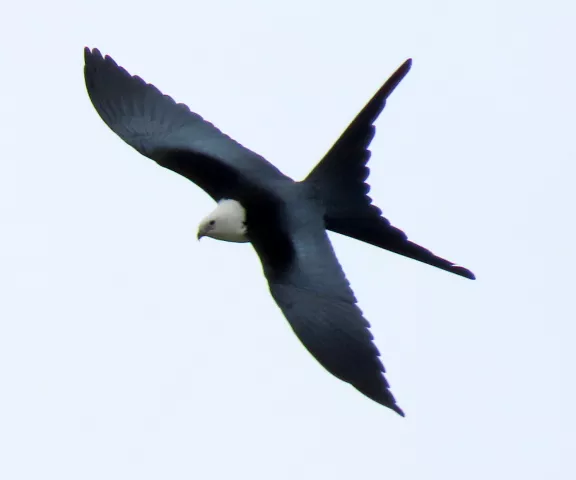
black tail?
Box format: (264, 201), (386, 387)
(305, 59), (475, 280)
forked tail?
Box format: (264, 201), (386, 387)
(305, 59), (475, 280)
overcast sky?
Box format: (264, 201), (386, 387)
(2, 1), (575, 479)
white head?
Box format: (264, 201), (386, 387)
(197, 199), (249, 243)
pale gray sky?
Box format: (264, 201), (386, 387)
(2, 1), (575, 478)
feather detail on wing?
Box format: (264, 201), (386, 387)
(84, 47), (286, 200)
(253, 204), (404, 415)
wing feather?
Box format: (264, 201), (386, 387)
(84, 47), (287, 200)
(254, 203), (404, 416)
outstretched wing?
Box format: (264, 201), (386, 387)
(253, 200), (404, 416)
(306, 59), (475, 280)
(84, 47), (287, 200)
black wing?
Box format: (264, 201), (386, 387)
(253, 200), (404, 416)
(305, 59), (475, 280)
(84, 47), (287, 200)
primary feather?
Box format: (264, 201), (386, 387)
(84, 48), (288, 201)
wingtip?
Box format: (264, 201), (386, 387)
(358, 382), (406, 416)
(84, 46), (100, 59)
(392, 404), (406, 417)
(84, 47), (124, 79)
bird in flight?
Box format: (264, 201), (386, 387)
(84, 47), (475, 416)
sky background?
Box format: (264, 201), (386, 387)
(2, 1), (575, 478)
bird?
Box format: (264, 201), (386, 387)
(84, 47), (475, 416)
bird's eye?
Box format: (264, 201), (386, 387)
(209, 220), (215, 226)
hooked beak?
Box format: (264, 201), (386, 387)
(197, 225), (210, 241)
